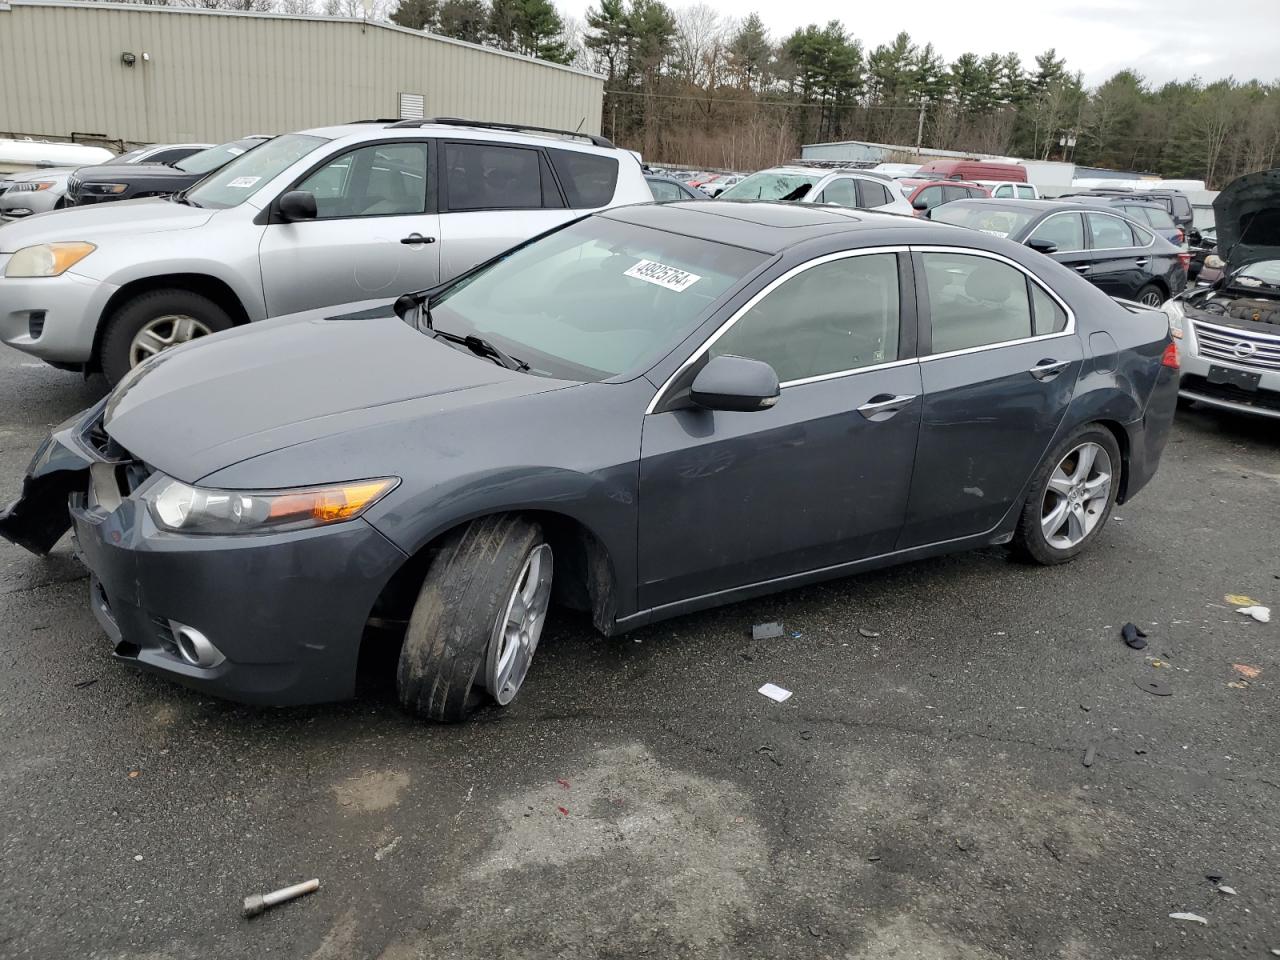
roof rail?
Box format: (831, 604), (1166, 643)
(348, 118), (405, 124)
(387, 116), (615, 148)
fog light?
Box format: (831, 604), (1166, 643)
(169, 621), (225, 667)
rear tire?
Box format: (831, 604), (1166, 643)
(396, 515), (553, 723)
(1135, 283), (1165, 308)
(99, 289), (232, 386)
(1011, 424), (1122, 565)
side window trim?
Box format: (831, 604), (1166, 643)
(271, 137), (435, 223)
(909, 244), (1076, 362)
(644, 245), (916, 415)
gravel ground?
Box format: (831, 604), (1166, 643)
(0, 345), (1276, 960)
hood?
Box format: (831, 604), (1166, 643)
(76, 161), (192, 184)
(102, 308), (572, 482)
(0, 166), (77, 183)
(1213, 168), (1280, 270)
(0, 197), (214, 250)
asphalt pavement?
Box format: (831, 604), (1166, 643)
(0, 344), (1277, 959)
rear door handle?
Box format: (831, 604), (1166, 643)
(1074, 264), (1090, 273)
(401, 233), (435, 245)
(857, 393), (917, 420)
(1135, 258), (1149, 266)
(1029, 359), (1070, 381)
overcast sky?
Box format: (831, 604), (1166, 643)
(558, 0), (1280, 89)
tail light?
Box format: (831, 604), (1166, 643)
(1161, 342), (1180, 369)
(1177, 252), (1191, 272)
(1175, 228), (1185, 245)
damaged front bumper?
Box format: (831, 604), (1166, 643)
(0, 403), (408, 706)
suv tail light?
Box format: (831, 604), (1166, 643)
(1177, 252), (1191, 272)
(1161, 342), (1180, 369)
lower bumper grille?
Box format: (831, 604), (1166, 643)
(1181, 374), (1280, 412)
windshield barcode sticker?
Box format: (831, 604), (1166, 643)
(227, 176), (261, 188)
(624, 260), (702, 292)
(980, 229), (1009, 238)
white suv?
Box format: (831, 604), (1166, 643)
(715, 166), (914, 215)
(0, 118), (650, 384)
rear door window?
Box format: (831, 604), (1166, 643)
(1016, 185), (1037, 199)
(444, 141), (549, 211)
(648, 179), (686, 202)
(942, 186), (970, 203)
(548, 148), (619, 208)
(922, 252), (1033, 352)
(857, 179), (891, 208)
(1086, 212), (1136, 249)
(993, 185), (1014, 198)
(817, 178), (858, 207)
(1029, 213), (1085, 252)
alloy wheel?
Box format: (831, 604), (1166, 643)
(128, 314), (212, 367)
(1041, 441), (1112, 550)
(1139, 290), (1164, 307)
(485, 543), (553, 705)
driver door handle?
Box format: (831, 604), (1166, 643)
(1074, 264), (1090, 273)
(1029, 359), (1070, 381)
(1135, 258), (1149, 266)
(857, 393), (916, 420)
(401, 233), (436, 245)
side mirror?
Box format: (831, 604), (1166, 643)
(1027, 238), (1058, 254)
(278, 190), (317, 222)
(911, 197), (929, 211)
(689, 355), (780, 413)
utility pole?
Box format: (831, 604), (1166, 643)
(916, 100), (927, 152)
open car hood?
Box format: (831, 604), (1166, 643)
(1213, 168), (1280, 270)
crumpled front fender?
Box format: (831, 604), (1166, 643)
(0, 401), (104, 554)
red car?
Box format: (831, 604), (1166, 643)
(904, 180), (991, 216)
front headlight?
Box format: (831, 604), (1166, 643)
(80, 182), (128, 196)
(144, 476), (399, 535)
(4, 242), (97, 278)
(11, 181), (56, 193)
(1162, 299), (1184, 339)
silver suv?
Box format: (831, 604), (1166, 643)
(0, 119), (650, 384)
(715, 165), (915, 215)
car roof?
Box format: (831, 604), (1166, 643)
(297, 121), (623, 157)
(598, 200), (935, 254)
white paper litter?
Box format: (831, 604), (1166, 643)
(758, 683), (792, 703)
(1169, 912), (1208, 925)
(1217, 885), (1237, 896)
(1237, 605), (1271, 623)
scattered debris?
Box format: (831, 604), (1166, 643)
(733, 816), (745, 824)
(791, 631), (803, 639)
(758, 682), (792, 703)
(1228, 681), (1250, 690)
(73, 678), (98, 689)
(1122, 622), (1148, 650)
(1217, 885), (1237, 896)
(556, 806), (569, 816)
(128, 770), (140, 779)
(799, 730), (813, 741)
(1233, 664), (1261, 680)
(1205, 871), (1225, 884)
(808, 924), (823, 938)
(955, 836), (972, 852)
(867, 855), (882, 862)
(1082, 744), (1096, 768)
(243, 878), (320, 918)
(1042, 838), (1063, 862)
(133, 855), (143, 862)
(1135, 678), (1171, 697)
(1225, 594), (1257, 606)
(752, 622), (784, 640)
(1149, 658), (1169, 668)
(1112, 515), (1124, 522)
(858, 627), (880, 638)
(1237, 605), (1271, 623)
(756, 745), (782, 766)
(1079, 703), (1091, 712)
(556, 778), (570, 790)
(1168, 912), (1208, 926)
(374, 837), (401, 861)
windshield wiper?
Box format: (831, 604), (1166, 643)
(431, 328), (529, 372)
(170, 189), (202, 208)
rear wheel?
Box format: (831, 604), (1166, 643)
(396, 515), (553, 722)
(1135, 283), (1165, 308)
(99, 289), (232, 386)
(1011, 425), (1121, 565)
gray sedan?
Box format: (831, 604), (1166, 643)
(0, 201), (1180, 721)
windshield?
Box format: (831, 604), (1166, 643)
(186, 135), (326, 209)
(114, 148), (146, 164)
(176, 139), (260, 175)
(931, 201), (1040, 239)
(718, 171), (820, 202)
(427, 216), (768, 380)
(1236, 259), (1280, 285)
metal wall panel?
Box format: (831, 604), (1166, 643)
(0, 0), (604, 146)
